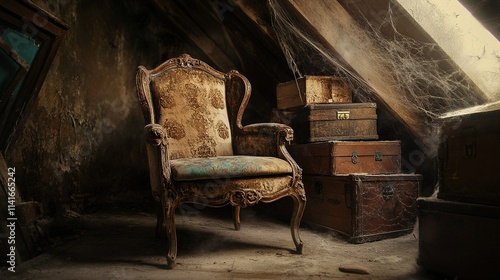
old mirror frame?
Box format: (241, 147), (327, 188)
(0, 0), (68, 152)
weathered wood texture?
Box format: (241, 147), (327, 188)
(438, 108), (500, 206)
(0, 0), (68, 151)
(418, 197), (500, 279)
(148, 0), (294, 122)
(288, 140), (401, 175)
(276, 76), (351, 109)
(284, 0), (429, 141)
(288, 103), (378, 143)
(136, 54), (306, 268)
(303, 174), (421, 243)
(148, 0), (237, 72)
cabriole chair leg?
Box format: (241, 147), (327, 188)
(290, 193), (305, 254)
(163, 202), (178, 269)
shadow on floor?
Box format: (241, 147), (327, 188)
(2, 205), (449, 279)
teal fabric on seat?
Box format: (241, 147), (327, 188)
(170, 156), (293, 181)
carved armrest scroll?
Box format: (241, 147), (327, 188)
(144, 124), (167, 146)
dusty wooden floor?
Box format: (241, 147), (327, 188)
(2, 205), (445, 279)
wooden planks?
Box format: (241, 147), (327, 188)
(418, 197), (500, 279)
(303, 174), (421, 243)
(438, 108), (500, 206)
(149, 0), (237, 72)
(289, 103), (378, 143)
(288, 140), (401, 175)
(276, 76), (352, 109)
(283, 0), (430, 142)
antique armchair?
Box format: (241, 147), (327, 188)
(135, 54), (306, 269)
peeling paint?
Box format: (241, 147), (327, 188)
(6, 0), (183, 215)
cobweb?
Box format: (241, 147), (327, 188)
(268, 0), (484, 128)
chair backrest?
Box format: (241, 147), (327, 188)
(137, 54), (234, 159)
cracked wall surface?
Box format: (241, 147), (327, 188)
(5, 0), (189, 215)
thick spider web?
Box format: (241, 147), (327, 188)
(268, 0), (483, 130)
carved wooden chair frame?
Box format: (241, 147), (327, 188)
(136, 54), (306, 268)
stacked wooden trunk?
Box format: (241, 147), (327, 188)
(276, 76), (422, 243)
(417, 106), (500, 279)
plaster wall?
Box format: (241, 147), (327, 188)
(5, 0), (182, 215)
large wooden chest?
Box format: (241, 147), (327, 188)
(417, 197), (500, 279)
(290, 103), (378, 143)
(288, 140), (401, 175)
(438, 107), (500, 205)
(302, 174), (421, 243)
(276, 76), (352, 109)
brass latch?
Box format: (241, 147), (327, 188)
(375, 150), (383, 161)
(337, 110), (350, 120)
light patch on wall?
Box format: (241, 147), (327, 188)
(395, 0), (500, 101)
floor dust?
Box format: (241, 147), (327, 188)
(2, 205), (444, 279)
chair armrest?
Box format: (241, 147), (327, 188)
(144, 124), (171, 200)
(233, 123), (294, 157)
(234, 122), (303, 186)
(241, 123), (294, 142)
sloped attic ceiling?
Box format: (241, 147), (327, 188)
(145, 0), (500, 147)
(145, 0), (295, 124)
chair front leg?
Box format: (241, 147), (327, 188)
(290, 192), (306, 254)
(163, 200), (178, 269)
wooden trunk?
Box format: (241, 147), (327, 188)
(438, 108), (500, 206)
(288, 140), (401, 175)
(290, 103), (378, 143)
(302, 174), (421, 243)
(276, 76), (352, 109)
(417, 197), (500, 279)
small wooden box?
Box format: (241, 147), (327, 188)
(288, 140), (401, 175)
(276, 76), (352, 109)
(417, 197), (500, 279)
(290, 103), (378, 143)
(438, 107), (500, 206)
(302, 174), (421, 243)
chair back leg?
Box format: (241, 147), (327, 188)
(233, 206), (241, 231)
(155, 201), (164, 238)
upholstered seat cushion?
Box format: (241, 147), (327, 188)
(170, 156), (293, 181)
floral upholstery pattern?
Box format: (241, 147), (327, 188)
(136, 54), (305, 269)
(151, 68), (233, 159)
(170, 155), (293, 181)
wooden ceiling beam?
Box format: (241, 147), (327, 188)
(149, 0), (290, 121)
(149, 0), (237, 72)
(232, 0), (292, 82)
(172, 0), (243, 70)
(283, 0), (430, 142)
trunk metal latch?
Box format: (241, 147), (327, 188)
(351, 151), (358, 164)
(383, 184), (394, 200)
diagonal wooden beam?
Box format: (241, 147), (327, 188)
(173, 0), (244, 70)
(149, 0), (237, 72)
(233, 0), (274, 39)
(284, 0), (430, 141)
